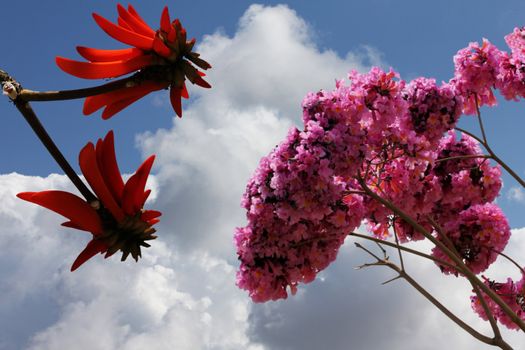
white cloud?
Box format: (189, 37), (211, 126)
(248, 232), (525, 350)
(0, 173), (255, 350)
(507, 186), (525, 203)
(1, 4), (377, 350)
(3, 4), (523, 350)
(136, 4), (375, 260)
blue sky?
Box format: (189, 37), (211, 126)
(1, 1), (525, 349)
(1, 1), (524, 226)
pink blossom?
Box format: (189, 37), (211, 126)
(451, 39), (504, 114)
(433, 131), (502, 214)
(497, 28), (525, 100)
(403, 78), (462, 149)
(471, 275), (525, 330)
(505, 27), (525, 61)
(432, 203), (510, 275)
(236, 62), (508, 301)
(236, 113), (365, 301)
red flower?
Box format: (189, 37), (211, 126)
(18, 131), (161, 271)
(56, 4), (211, 119)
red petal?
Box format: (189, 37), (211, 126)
(101, 94), (145, 120)
(153, 35), (172, 58)
(71, 239), (108, 271)
(117, 4), (155, 37)
(174, 20), (187, 49)
(117, 16), (133, 31)
(160, 6), (171, 34)
(141, 210), (162, 221)
(181, 82), (189, 99)
(127, 4), (151, 27)
(17, 191), (103, 235)
(56, 55), (154, 79)
(83, 81), (167, 115)
(76, 46), (143, 62)
(98, 131), (125, 201)
(62, 221), (86, 231)
(79, 142), (125, 222)
(104, 250), (117, 259)
(93, 13), (154, 50)
(121, 155), (155, 215)
(170, 86), (183, 118)
(167, 24), (177, 42)
(194, 75), (211, 89)
(121, 175), (140, 216)
(142, 189), (151, 204)
(148, 218), (160, 225)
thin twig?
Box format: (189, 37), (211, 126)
(426, 216), (461, 259)
(392, 221), (405, 271)
(381, 275), (402, 285)
(1, 70), (96, 202)
(455, 127), (525, 189)
(295, 230), (459, 270)
(455, 127), (485, 144)
(491, 249), (525, 276)
(353, 243), (511, 348)
(18, 75), (138, 102)
(475, 96), (489, 145)
(354, 242), (383, 262)
(356, 174), (525, 331)
(348, 232), (457, 270)
(13, 100), (97, 202)
(472, 282), (503, 342)
(435, 154), (492, 163)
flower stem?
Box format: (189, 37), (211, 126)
(435, 154), (492, 163)
(492, 249), (525, 276)
(353, 242), (513, 349)
(356, 174), (525, 331)
(348, 232), (456, 270)
(18, 75), (137, 102)
(351, 231), (507, 344)
(455, 127), (525, 189)
(1, 70), (97, 202)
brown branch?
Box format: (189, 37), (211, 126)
(18, 75), (138, 102)
(348, 232), (457, 270)
(353, 242), (513, 349)
(356, 174), (525, 331)
(1, 70), (97, 202)
(435, 154), (492, 163)
(455, 127), (525, 189)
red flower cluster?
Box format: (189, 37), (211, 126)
(56, 4), (211, 119)
(18, 131), (160, 271)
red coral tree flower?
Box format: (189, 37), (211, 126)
(56, 4), (211, 119)
(17, 131), (161, 271)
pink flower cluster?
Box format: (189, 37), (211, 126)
(404, 78), (462, 148)
(235, 105), (366, 301)
(363, 130), (505, 252)
(452, 27), (525, 112)
(433, 203), (510, 274)
(363, 83), (464, 242)
(471, 275), (525, 330)
(236, 27), (525, 305)
(451, 39), (502, 114)
(433, 132), (502, 214)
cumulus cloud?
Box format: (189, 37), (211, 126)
(2, 4), (523, 350)
(1, 4), (378, 350)
(507, 186), (525, 203)
(248, 231), (525, 350)
(0, 172), (255, 350)
(137, 4), (376, 259)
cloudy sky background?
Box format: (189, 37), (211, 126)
(1, 1), (525, 349)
